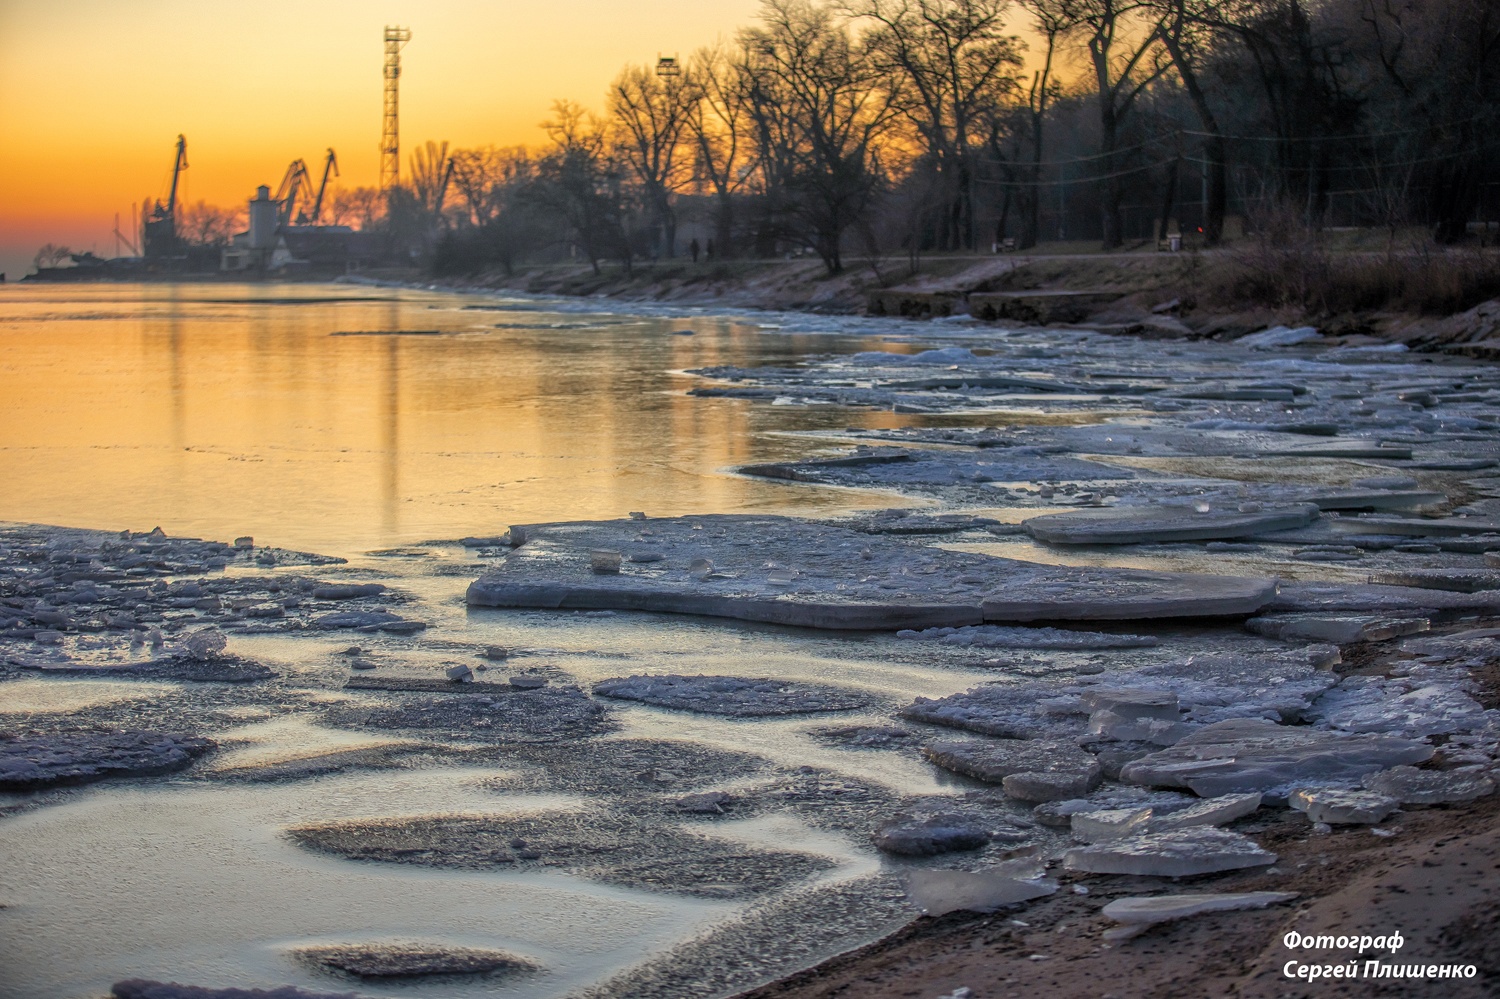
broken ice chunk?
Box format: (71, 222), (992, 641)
(1064, 827), (1276, 877)
(923, 739), (1100, 801)
(1033, 789), (1198, 828)
(1003, 769), (1103, 803)
(1071, 807), (1153, 842)
(1288, 788), (1399, 825)
(1247, 614), (1429, 644)
(1312, 674), (1489, 738)
(177, 628), (227, 662)
(1145, 792), (1262, 832)
(901, 683), (1089, 740)
(871, 811), (994, 856)
(589, 550), (623, 574)
(1101, 891), (1298, 940)
(905, 869), (1057, 916)
(1021, 504), (1318, 545)
(1361, 765), (1495, 804)
(1084, 688), (1192, 746)
(1119, 718), (1432, 798)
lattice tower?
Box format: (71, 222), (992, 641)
(381, 26), (412, 191)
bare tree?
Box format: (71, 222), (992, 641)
(408, 140), (454, 217)
(1153, 0), (1228, 244)
(449, 147), (534, 228)
(177, 201), (243, 246)
(330, 187), (385, 229)
(609, 63), (697, 258)
(531, 100), (631, 274)
(686, 43), (756, 258)
(33, 244), (72, 270)
(1035, 0), (1170, 248)
(1350, 0), (1500, 242)
(741, 0), (902, 273)
(1010, 0), (1067, 247)
(848, 0), (1022, 250)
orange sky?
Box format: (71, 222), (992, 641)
(0, 0), (764, 277)
(0, 1), (1057, 280)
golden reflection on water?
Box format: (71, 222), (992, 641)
(0, 283), (910, 556)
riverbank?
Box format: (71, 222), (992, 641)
(432, 239), (1500, 358)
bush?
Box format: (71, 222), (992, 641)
(1200, 204), (1500, 317)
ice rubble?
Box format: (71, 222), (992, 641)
(1310, 661), (1495, 738)
(900, 646), (1341, 746)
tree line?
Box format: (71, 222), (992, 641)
(126, 0), (1500, 276)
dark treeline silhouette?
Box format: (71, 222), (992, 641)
(410, 0), (1499, 277)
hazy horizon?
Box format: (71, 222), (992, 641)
(0, 0), (762, 279)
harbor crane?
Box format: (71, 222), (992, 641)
(303, 149), (339, 225)
(273, 159), (314, 226)
(142, 135), (188, 258)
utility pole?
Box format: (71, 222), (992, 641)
(381, 26), (412, 192)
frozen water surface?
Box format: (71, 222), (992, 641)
(4, 283), (1500, 998)
(0, 678), (179, 714)
(0, 774), (718, 999)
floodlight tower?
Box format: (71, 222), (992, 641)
(381, 26), (412, 192)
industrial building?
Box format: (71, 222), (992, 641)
(221, 155), (383, 273)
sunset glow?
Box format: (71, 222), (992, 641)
(0, 0), (760, 276)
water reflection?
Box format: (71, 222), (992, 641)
(0, 283), (902, 555)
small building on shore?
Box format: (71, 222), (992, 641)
(222, 184), (382, 273)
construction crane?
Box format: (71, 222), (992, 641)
(302, 149), (339, 225)
(142, 135), (188, 259)
(273, 159), (314, 227)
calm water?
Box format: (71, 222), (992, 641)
(0, 282), (911, 555)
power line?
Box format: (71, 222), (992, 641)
(1181, 111), (1493, 144)
(975, 159), (1166, 187)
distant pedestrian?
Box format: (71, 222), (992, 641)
(689, 238), (700, 263)
(705, 238), (715, 261)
